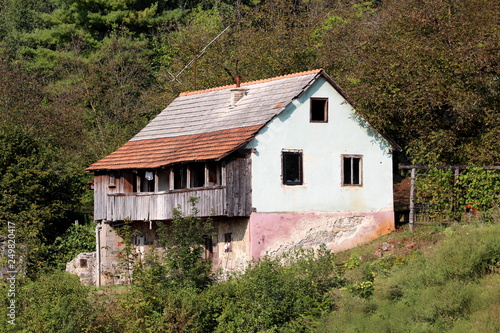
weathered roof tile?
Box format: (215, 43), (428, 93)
(87, 125), (263, 170)
(87, 70), (329, 171)
(87, 69), (394, 171)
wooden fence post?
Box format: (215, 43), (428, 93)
(409, 167), (416, 232)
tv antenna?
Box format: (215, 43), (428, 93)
(168, 25), (231, 85)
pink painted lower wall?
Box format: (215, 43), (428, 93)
(249, 211), (394, 259)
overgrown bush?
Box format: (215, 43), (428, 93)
(320, 211), (500, 332)
(416, 167), (500, 222)
(105, 245), (343, 332)
(15, 271), (95, 333)
(200, 247), (344, 332)
(50, 222), (96, 270)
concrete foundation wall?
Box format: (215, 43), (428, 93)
(72, 211), (393, 286)
(99, 223), (129, 285)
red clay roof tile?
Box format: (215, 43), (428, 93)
(86, 125), (262, 171)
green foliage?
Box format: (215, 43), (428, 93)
(321, 0), (500, 165)
(459, 167), (500, 213)
(203, 247), (343, 332)
(15, 271), (95, 332)
(416, 168), (459, 221)
(137, 197), (214, 290)
(321, 212), (500, 332)
(50, 222), (96, 270)
(2, 0), (499, 168)
(114, 218), (141, 282)
(0, 123), (87, 277)
(119, 243), (343, 332)
(416, 167), (500, 222)
(2, 214), (497, 332)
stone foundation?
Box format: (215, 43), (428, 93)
(66, 252), (96, 286)
(67, 211), (393, 285)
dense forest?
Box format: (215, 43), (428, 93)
(0, 1), (499, 331)
(1, 0), (499, 278)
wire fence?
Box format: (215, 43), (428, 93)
(399, 166), (500, 228)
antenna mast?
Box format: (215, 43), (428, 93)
(169, 25), (231, 84)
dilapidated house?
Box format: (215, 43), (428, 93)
(83, 69), (400, 285)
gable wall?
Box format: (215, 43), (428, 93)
(247, 77), (394, 213)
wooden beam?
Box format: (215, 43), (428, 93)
(409, 167), (416, 232)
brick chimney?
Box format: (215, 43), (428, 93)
(230, 76), (245, 107)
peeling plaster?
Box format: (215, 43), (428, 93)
(249, 211), (394, 259)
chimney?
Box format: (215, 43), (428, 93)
(230, 76), (245, 107)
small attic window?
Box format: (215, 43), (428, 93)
(310, 98), (328, 122)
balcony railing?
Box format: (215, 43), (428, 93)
(105, 187), (226, 221)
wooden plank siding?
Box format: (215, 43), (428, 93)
(93, 157), (252, 221)
(226, 158), (252, 217)
(93, 173), (108, 221)
(105, 187), (227, 221)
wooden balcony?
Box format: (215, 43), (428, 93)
(104, 187), (227, 221)
(93, 157), (252, 221)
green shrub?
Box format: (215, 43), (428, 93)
(430, 222), (500, 282)
(16, 271), (95, 333)
(202, 247), (343, 332)
(320, 213), (500, 332)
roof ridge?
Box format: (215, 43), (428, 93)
(179, 69), (324, 97)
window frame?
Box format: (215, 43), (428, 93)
(128, 161), (225, 193)
(310, 98), (328, 123)
(282, 150), (303, 186)
(342, 155), (363, 186)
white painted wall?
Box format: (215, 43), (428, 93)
(246, 77), (394, 213)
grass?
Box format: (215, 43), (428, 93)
(319, 212), (500, 332)
(5, 211), (498, 332)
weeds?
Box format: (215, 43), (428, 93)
(6, 210), (498, 332)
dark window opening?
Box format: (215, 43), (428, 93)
(310, 98), (328, 122)
(204, 236), (213, 259)
(207, 162), (221, 186)
(108, 172), (116, 187)
(173, 165), (187, 189)
(190, 163), (205, 188)
(343, 156), (362, 186)
(133, 170), (154, 192)
(79, 259), (88, 268)
(224, 232), (232, 252)
(157, 169), (169, 191)
(141, 171), (155, 192)
(132, 172), (138, 192)
(122, 171), (134, 193)
(282, 151), (303, 185)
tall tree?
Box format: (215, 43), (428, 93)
(0, 123), (86, 277)
(317, 0), (500, 165)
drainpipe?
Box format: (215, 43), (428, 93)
(95, 223), (103, 287)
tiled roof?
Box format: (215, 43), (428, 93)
(87, 125), (262, 170)
(86, 69), (397, 171)
(178, 69), (325, 97)
(129, 70), (325, 141)
(87, 69), (328, 171)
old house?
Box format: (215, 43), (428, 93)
(84, 69), (400, 285)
